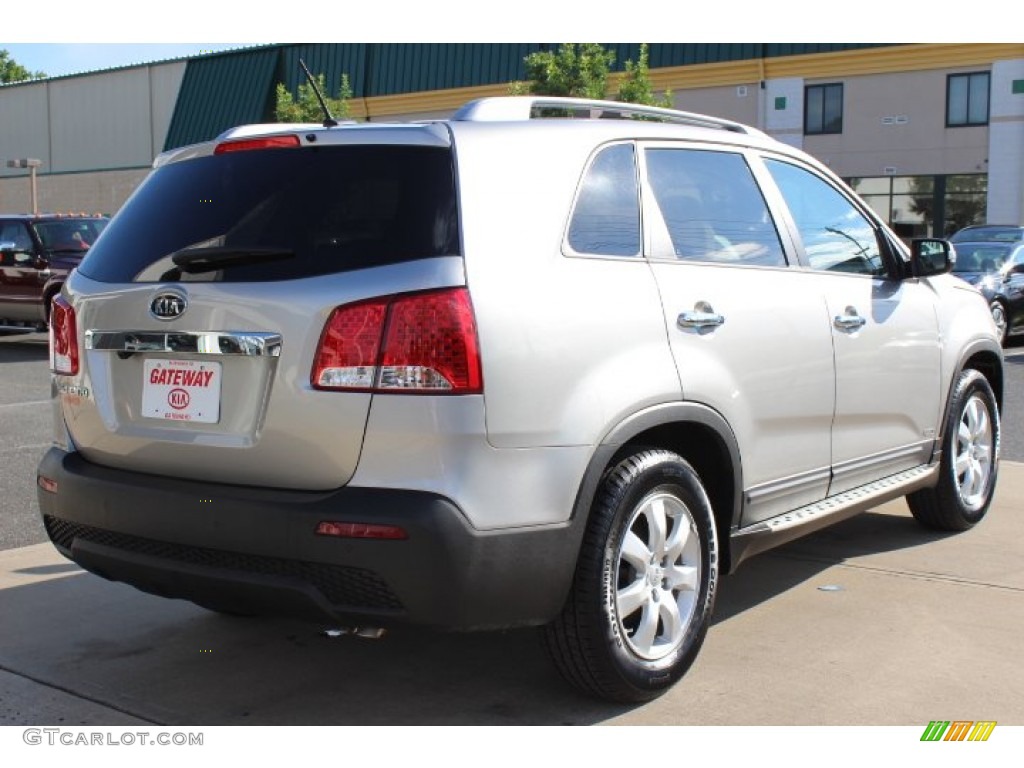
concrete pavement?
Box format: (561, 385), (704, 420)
(1, 463), (1022, 726)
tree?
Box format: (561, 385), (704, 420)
(509, 43), (614, 99)
(943, 174), (988, 234)
(616, 44), (672, 109)
(275, 73), (353, 123)
(1, 49), (45, 84)
(509, 43), (672, 110)
(909, 174), (987, 236)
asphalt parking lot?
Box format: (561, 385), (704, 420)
(1, 332), (1023, 726)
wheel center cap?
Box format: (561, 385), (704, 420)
(647, 564), (665, 587)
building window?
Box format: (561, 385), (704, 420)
(947, 72), (990, 127)
(846, 174), (987, 239)
(804, 83), (843, 135)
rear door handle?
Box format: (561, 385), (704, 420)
(678, 301), (725, 331)
(833, 306), (866, 332)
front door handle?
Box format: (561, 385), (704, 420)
(678, 301), (725, 331)
(833, 306), (866, 332)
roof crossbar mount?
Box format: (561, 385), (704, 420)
(451, 96), (752, 134)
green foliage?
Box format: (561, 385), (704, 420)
(509, 43), (672, 112)
(616, 44), (673, 109)
(275, 73), (353, 123)
(509, 43), (615, 99)
(0, 49), (46, 84)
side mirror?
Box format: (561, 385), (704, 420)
(911, 238), (953, 278)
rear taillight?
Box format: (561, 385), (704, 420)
(312, 288), (482, 395)
(49, 295), (79, 376)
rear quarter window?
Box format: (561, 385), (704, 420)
(565, 143), (641, 257)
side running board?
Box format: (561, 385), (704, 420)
(728, 464), (939, 571)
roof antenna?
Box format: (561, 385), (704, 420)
(298, 58), (338, 127)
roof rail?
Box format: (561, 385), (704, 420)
(451, 96), (755, 135)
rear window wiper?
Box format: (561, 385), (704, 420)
(170, 247), (296, 274)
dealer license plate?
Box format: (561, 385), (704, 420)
(141, 359), (222, 424)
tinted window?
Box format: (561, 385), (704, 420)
(645, 149), (786, 266)
(951, 244), (1010, 274)
(566, 144), (640, 257)
(78, 145), (459, 283)
(765, 159), (885, 276)
(947, 72), (990, 127)
(950, 227), (1023, 244)
(0, 221), (34, 252)
(805, 83), (843, 135)
(33, 219), (107, 251)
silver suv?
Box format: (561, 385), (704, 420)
(37, 97), (1003, 703)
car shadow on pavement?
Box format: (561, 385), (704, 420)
(0, 506), (960, 727)
(713, 507), (958, 624)
(0, 569), (621, 726)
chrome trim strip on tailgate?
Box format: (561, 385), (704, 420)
(85, 330), (282, 357)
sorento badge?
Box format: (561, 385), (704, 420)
(150, 292), (187, 320)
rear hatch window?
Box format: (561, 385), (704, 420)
(77, 145), (460, 283)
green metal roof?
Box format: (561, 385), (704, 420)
(368, 44), (546, 96)
(163, 47), (280, 152)
(163, 43), (895, 151)
(276, 44), (369, 98)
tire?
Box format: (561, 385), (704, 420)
(543, 450), (718, 703)
(907, 369), (1000, 531)
(989, 300), (1008, 346)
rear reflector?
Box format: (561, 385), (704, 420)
(49, 295), (79, 376)
(315, 521), (408, 540)
(37, 476), (58, 494)
(214, 135), (301, 154)
(312, 288), (482, 395)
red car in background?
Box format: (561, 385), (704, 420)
(0, 214), (108, 330)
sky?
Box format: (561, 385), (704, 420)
(3, 44), (246, 79)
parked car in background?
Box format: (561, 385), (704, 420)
(951, 239), (1024, 344)
(949, 224), (1024, 245)
(0, 214), (109, 330)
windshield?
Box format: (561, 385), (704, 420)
(78, 144), (459, 283)
(33, 219), (108, 251)
(951, 243), (1011, 273)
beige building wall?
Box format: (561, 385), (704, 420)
(0, 168), (149, 216)
(149, 62), (187, 158)
(987, 58), (1024, 224)
(0, 82), (51, 176)
(667, 84), (760, 127)
(1, 60), (184, 213)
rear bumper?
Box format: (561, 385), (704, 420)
(36, 448), (580, 630)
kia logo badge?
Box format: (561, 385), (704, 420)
(151, 292), (187, 321)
